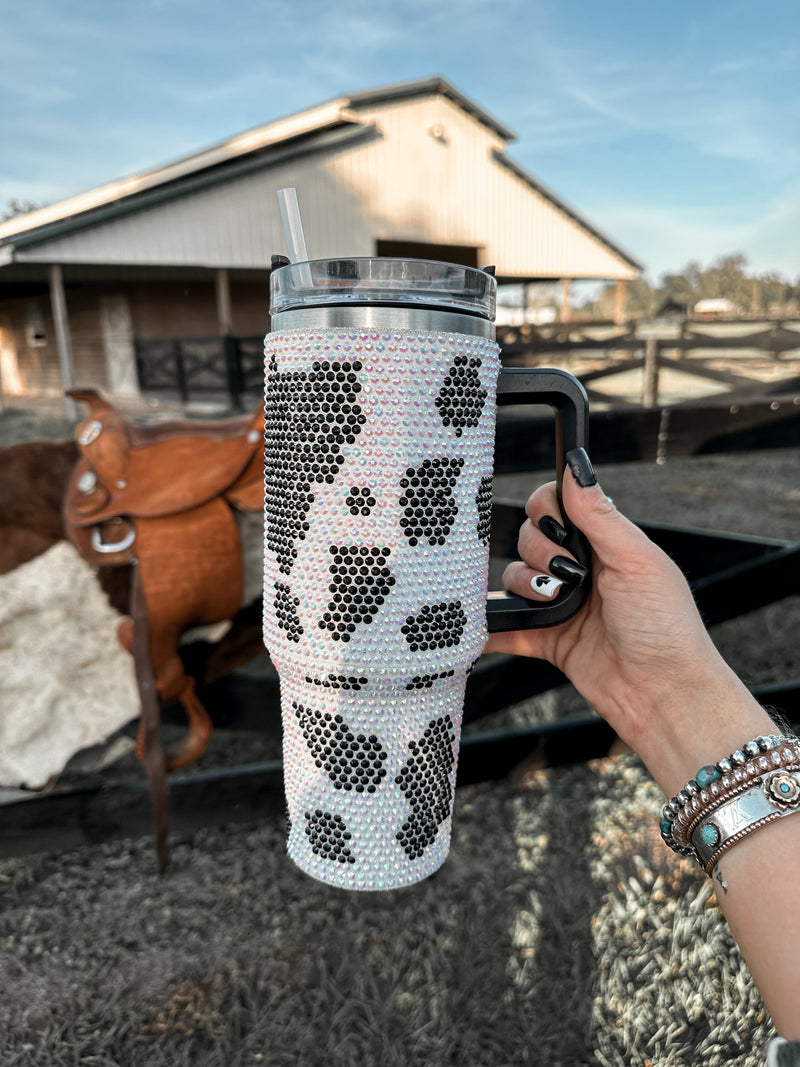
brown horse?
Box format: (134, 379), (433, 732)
(0, 437), (78, 575)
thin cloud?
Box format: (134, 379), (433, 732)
(710, 57), (758, 75)
(587, 194), (800, 280)
(515, 33), (800, 177)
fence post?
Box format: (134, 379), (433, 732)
(643, 338), (659, 407)
(174, 341), (188, 404)
(224, 336), (243, 410)
(133, 340), (146, 392)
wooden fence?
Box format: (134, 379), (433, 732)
(497, 317), (800, 410)
(135, 318), (800, 413)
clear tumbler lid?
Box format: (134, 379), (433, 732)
(270, 257), (496, 321)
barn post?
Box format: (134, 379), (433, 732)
(522, 283), (531, 323)
(215, 268), (241, 408)
(48, 264), (78, 420)
(215, 268), (233, 336)
(613, 279), (627, 325)
(559, 278), (571, 322)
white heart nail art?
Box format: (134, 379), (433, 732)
(530, 574), (563, 598)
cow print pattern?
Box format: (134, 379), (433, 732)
(399, 457), (464, 547)
(318, 546), (395, 643)
(264, 356), (365, 573)
(476, 475), (493, 544)
(405, 670), (455, 690)
(305, 810), (356, 864)
(402, 601), (467, 652)
(293, 702), (388, 793)
(434, 355), (486, 436)
(274, 582), (303, 642)
(305, 673), (369, 692)
(396, 715), (456, 860)
(346, 485), (376, 516)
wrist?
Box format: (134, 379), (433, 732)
(626, 659), (779, 799)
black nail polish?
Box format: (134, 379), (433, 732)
(565, 447), (597, 487)
(549, 555), (588, 585)
(538, 515), (567, 546)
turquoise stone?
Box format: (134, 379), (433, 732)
(700, 823), (721, 847)
(660, 818), (672, 836)
(696, 765), (721, 788)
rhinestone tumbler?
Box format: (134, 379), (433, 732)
(263, 258), (588, 890)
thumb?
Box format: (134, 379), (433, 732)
(562, 448), (650, 565)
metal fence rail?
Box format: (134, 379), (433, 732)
(135, 335), (264, 406)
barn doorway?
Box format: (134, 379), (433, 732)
(375, 241), (480, 268)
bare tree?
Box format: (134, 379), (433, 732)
(1, 199), (46, 222)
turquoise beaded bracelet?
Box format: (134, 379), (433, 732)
(660, 734), (800, 862)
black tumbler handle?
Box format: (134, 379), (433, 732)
(486, 367), (591, 632)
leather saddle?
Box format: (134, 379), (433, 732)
(63, 389), (265, 790)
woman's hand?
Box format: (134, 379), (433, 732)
(485, 449), (775, 796)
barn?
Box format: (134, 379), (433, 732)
(0, 76), (642, 405)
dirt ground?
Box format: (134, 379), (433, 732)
(0, 400), (798, 1066)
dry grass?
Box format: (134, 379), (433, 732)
(0, 757), (776, 1066)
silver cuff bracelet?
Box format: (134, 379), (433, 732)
(691, 768), (800, 874)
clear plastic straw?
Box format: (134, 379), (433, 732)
(277, 188), (313, 287)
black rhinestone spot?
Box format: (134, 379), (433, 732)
(399, 457), (464, 547)
(434, 355), (486, 436)
(345, 485), (376, 517)
(305, 673), (369, 692)
(403, 601), (467, 652)
(274, 581), (303, 642)
(264, 354), (364, 574)
(294, 702), (388, 792)
(304, 810), (356, 864)
(395, 715), (456, 860)
(405, 669), (455, 690)
(317, 545), (394, 643)
(476, 475), (492, 544)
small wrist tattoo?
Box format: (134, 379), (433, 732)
(714, 867), (728, 894)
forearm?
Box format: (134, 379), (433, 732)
(627, 659), (778, 801)
(632, 672), (800, 1037)
(713, 815), (800, 1038)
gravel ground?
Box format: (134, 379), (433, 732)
(0, 401), (798, 1065)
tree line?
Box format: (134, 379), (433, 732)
(592, 253), (799, 320)
(1, 199), (44, 222)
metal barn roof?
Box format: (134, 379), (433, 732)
(0, 76), (642, 282)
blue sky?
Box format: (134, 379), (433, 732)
(2, 0), (798, 281)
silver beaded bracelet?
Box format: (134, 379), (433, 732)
(660, 734), (800, 871)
